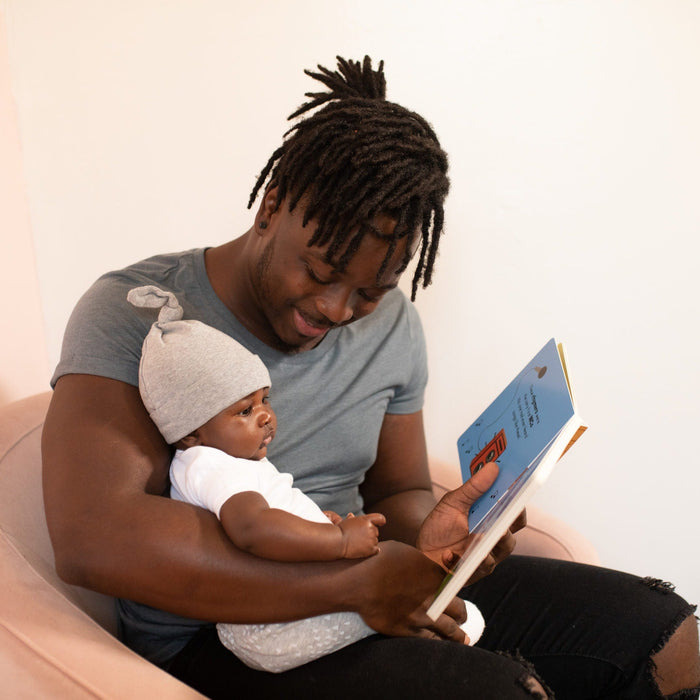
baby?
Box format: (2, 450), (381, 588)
(128, 285), (484, 673)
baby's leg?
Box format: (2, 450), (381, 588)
(220, 599), (485, 673)
(217, 612), (374, 673)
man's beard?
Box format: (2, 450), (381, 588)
(255, 237), (304, 354)
(256, 236), (276, 303)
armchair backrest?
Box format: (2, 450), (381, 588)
(0, 391), (118, 634)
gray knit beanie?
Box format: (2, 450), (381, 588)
(127, 285), (271, 444)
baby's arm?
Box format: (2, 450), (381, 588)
(219, 492), (386, 561)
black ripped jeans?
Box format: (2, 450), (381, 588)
(166, 556), (698, 699)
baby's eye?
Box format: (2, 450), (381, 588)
(238, 406), (253, 416)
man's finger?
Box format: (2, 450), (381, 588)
(446, 462), (500, 510)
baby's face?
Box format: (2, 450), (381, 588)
(194, 388), (276, 460)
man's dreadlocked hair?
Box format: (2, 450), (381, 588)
(248, 56), (449, 300)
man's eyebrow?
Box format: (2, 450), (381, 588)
(307, 250), (399, 291)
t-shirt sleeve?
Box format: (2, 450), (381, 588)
(170, 448), (262, 519)
(384, 296), (429, 415)
(51, 274), (155, 388)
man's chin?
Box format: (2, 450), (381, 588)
(284, 335), (327, 354)
(275, 322), (329, 353)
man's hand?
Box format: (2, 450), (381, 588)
(338, 512), (386, 558)
(416, 463), (526, 583)
(353, 540), (468, 644)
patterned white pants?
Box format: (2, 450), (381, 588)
(217, 602), (485, 673)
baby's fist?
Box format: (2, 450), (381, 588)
(338, 512), (386, 558)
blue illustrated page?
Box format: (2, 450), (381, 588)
(458, 339), (575, 530)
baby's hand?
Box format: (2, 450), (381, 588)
(323, 510), (343, 525)
(338, 512), (386, 558)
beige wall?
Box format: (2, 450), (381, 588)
(0, 7), (50, 406)
(3, 0), (699, 603)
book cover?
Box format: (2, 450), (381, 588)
(426, 338), (586, 621)
(460, 338), (583, 531)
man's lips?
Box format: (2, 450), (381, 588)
(293, 308), (332, 338)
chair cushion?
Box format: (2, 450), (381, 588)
(0, 529), (203, 698)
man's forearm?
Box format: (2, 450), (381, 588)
(55, 491), (368, 624)
(369, 487), (437, 547)
(52, 491), (448, 632)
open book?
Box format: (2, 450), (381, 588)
(427, 338), (587, 621)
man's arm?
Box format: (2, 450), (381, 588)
(360, 410), (436, 545)
(42, 374), (460, 636)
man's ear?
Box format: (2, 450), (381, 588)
(263, 185), (279, 215)
(255, 186), (280, 234)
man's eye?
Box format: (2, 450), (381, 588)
(305, 264), (331, 285)
(358, 290), (383, 303)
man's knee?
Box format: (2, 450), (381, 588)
(649, 611), (700, 697)
(519, 674), (551, 699)
(497, 650), (554, 699)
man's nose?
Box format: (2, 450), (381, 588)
(316, 285), (354, 325)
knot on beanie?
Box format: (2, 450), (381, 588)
(127, 285), (271, 444)
(127, 285), (183, 323)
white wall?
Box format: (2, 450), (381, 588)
(3, 0), (699, 604)
(0, 6), (50, 405)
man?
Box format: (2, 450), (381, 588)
(43, 56), (699, 699)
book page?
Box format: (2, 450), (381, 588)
(458, 338), (576, 530)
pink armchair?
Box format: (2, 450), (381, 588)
(0, 392), (598, 697)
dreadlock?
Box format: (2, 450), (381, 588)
(248, 55), (449, 300)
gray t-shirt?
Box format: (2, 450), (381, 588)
(52, 248), (428, 664)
